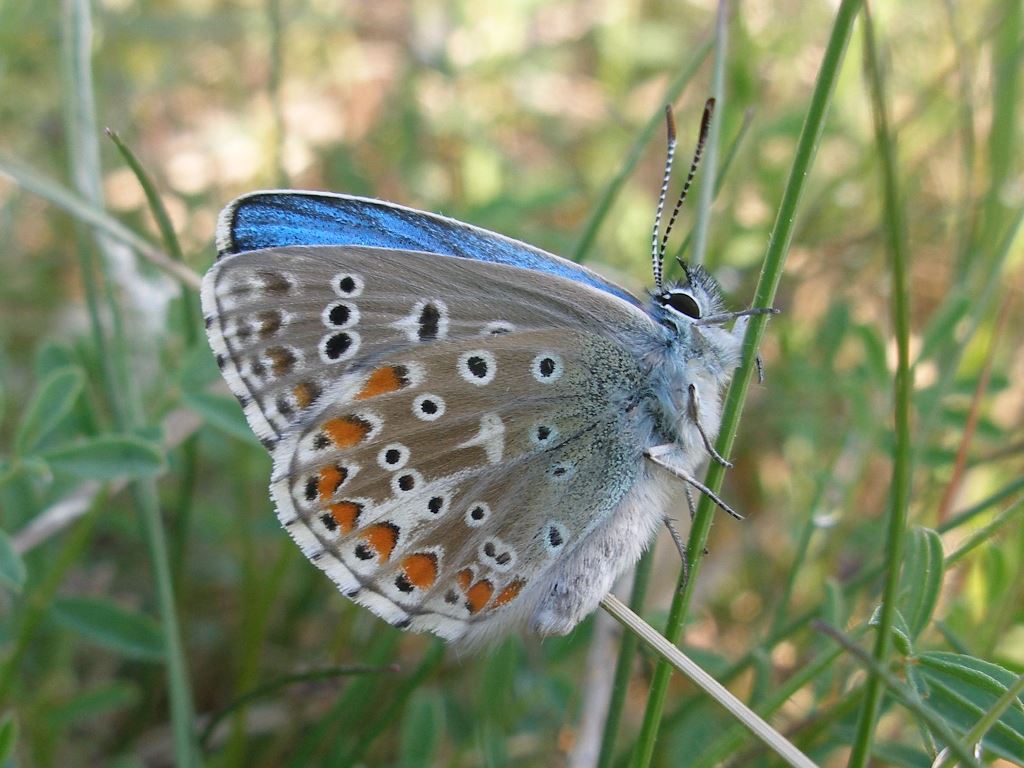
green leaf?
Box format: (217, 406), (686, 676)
(899, 527), (944, 639)
(46, 682), (141, 727)
(869, 605), (913, 656)
(15, 366), (84, 453)
(51, 597), (165, 662)
(34, 342), (79, 378)
(0, 528), (27, 594)
(916, 652), (1024, 764)
(41, 434), (165, 480)
(398, 689), (444, 766)
(0, 711), (17, 764)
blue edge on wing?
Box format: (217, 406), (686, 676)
(223, 192), (641, 308)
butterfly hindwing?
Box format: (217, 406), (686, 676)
(201, 245), (656, 447)
(216, 191), (642, 307)
(269, 329), (647, 642)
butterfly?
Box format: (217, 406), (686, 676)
(201, 100), (773, 645)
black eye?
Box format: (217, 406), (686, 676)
(661, 291), (701, 319)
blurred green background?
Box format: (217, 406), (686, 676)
(1, 0), (1022, 766)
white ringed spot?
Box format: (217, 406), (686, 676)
(543, 522), (569, 554)
(319, 330), (361, 363)
(332, 272), (364, 297)
(322, 300), (359, 330)
(457, 350), (497, 386)
(377, 443), (410, 470)
(412, 393), (446, 421)
(531, 352), (564, 383)
(479, 537), (516, 572)
(391, 468), (423, 495)
(465, 501), (491, 528)
(530, 421), (559, 447)
(425, 492), (450, 517)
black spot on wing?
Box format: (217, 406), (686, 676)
(418, 303), (440, 341)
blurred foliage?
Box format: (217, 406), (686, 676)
(0, 0), (1022, 766)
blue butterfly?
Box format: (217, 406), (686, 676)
(202, 100), (771, 644)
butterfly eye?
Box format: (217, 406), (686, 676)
(660, 291), (701, 319)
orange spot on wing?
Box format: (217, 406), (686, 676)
(456, 568), (473, 591)
(317, 465), (347, 499)
(492, 579), (525, 609)
(293, 381), (320, 409)
(327, 501), (362, 533)
(361, 523), (399, 562)
(465, 579), (494, 614)
(355, 365), (409, 400)
(322, 416), (371, 448)
(401, 553), (439, 590)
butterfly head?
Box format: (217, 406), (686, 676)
(651, 262), (725, 327)
(648, 262), (748, 384)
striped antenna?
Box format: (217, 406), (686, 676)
(659, 98), (716, 262)
(651, 106), (677, 290)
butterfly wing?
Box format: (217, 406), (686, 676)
(268, 328), (648, 642)
(202, 232), (668, 643)
(201, 245), (657, 447)
(216, 191), (642, 308)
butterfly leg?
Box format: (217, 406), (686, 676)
(664, 489), (712, 591)
(687, 383), (732, 468)
(662, 514), (690, 588)
(645, 445), (743, 520)
(683, 484), (697, 519)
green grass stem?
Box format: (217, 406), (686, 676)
(105, 129), (203, 588)
(847, 6), (915, 764)
(60, 1), (198, 763)
(631, 2), (861, 764)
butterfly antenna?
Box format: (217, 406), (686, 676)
(651, 105), (677, 290)
(659, 98), (716, 263)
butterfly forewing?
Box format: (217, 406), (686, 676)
(201, 245), (655, 446)
(268, 330), (646, 642)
